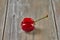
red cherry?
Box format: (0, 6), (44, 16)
(21, 18), (35, 32)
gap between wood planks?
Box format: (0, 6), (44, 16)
(51, 0), (59, 40)
(2, 0), (9, 40)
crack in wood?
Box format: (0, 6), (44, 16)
(2, 0), (9, 40)
(51, 0), (59, 40)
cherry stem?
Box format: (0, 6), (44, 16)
(35, 15), (48, 23)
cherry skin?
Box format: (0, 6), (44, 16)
(21, 18), (35, 32)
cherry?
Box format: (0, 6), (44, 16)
(21, 15), (48, 32)
(21, 18), (35, 32)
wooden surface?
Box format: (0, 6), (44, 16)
(0, 0), (60, 40)
(0, 0), (7, 40)
(52, 0), (60, 40)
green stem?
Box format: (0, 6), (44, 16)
(35, 15), (48, 23)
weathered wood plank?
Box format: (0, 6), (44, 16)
(3, 0), (58, 40)
(0, 0), (7, 40)
(51, 0), (60, 40)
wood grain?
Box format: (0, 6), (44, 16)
(51, 0), (60, 40)
(0, 0), (7, 40)
(3, 0), (58, 40)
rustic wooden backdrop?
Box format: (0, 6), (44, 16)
(0, 0), (60, 40)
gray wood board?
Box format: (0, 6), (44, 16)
(3, 0), (58, 40)
(51, 0), (60, 40)
(0, 0), (7, 40)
